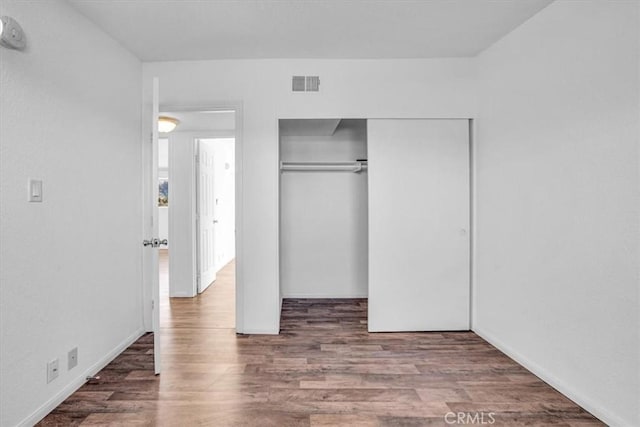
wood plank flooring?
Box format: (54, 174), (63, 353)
(38, 251), (602, 426)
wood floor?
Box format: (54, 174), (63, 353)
(39, 251), (602, 426)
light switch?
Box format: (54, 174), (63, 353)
(28, 179), (43, 202)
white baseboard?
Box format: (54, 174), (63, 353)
(170, 291), (195, 298)
(241, 328), (280, 335)
(19, 328), (145, 427)
(473, 326), (629, 427)
(198, 279), (213, 294)
(281, 293), (368, 299)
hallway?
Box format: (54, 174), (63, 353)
(159, 249), (236, 329)
(38, 254), (601, 426)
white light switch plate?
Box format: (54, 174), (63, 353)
(28, 179), (43, 202)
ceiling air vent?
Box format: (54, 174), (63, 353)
(292, 75), (320, 92)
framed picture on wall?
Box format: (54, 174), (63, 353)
(158, 178), (168, 206)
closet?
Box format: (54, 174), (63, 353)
(279, 119), (368, 298)
(279, 118), (470, 332)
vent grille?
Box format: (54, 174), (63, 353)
(306, 76), (320, 91)
(292, 76), (306, 92)
(292, 75), (320, 92)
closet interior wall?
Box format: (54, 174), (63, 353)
(279, 119), (368, 299)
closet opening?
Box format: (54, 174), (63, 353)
(279, 119), (368, 306)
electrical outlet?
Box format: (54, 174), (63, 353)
(47, 359), (59, 383)
(68, 347), (78, 370)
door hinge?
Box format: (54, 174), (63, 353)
(151, 299), (155, 310)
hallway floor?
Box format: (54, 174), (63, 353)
(38, 252), (601, 426)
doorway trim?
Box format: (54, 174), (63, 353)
(143, 101), (245, 333)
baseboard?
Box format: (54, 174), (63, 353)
(198, 279), (213, 294)
(281, 293), (368, 299)
(216, 255), (235, 271)
(241, 328), (280, 335)
(170, 291), (195, 298)
(277, 297), (283, 333)
(19, 327), (145, 427)
(473, 326), (630, 427)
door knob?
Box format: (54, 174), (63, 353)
(143, 238), (168, 247)
(213, 220), (219, 224)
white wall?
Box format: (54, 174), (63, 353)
(158, 207), (169, 243)
(0, 1), (143, 426)
(143, 58), (476, 333)
(475, 1), (639, 426)
(168, 131), (197, 297)
(280, 119), (368, 298)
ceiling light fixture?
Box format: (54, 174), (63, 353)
(0, 16), (26, 50)
(158, 116), (180, 133)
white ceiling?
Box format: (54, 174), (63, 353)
(67, 0), (552, 61)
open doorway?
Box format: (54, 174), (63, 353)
(195, 137), (236, 294)
(158, 110), (237, 332)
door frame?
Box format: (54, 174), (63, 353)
(142, 101), (245, 334)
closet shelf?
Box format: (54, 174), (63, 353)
(280, 161), (368, 173)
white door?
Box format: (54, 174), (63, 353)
(150, 78), (161, 374)
(212, 139), (235, 269)
(197, 139), (217, 293)
(367, 119), (470, 332)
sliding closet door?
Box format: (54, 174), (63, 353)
(368, 119), (469, 331)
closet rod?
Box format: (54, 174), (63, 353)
(280, 161), (368, 173)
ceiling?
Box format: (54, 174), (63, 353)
(67, 0), (552, 61)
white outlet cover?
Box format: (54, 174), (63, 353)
(68, 347), (78, 370)
(47, 359), (59, 383)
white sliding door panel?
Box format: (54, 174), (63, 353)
(368, 119), (469, 332)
